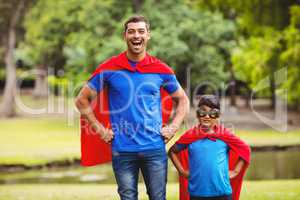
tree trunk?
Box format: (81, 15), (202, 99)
(0, 37), (17, 117)
(245, 87), (251, 108)
(229, 65), (237, 106)
(132, 0), (143, 13)
(0, 0), (26, 117)
(270, 70), (276, 109)
(33, 64), (48, 98)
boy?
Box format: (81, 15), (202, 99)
(168, 95), (250, 200)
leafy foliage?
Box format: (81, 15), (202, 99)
(231, 28), (281, 97)
(19, 0), (236, 90)
(280, 6), (300, 108)
(8, 0), (300, 108)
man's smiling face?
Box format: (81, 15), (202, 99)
(124, 22), (150, 55)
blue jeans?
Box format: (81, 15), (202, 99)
(112, 148), (168, 200)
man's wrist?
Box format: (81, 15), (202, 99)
(91, 122), (103, 135)
(169, 123), (180, 132)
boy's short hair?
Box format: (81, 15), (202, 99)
(197, 95), (220, 110)
(124, 15), (150, 32)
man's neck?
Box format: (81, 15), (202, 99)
(126, 51), (146, 62)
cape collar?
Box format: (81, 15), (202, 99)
(112, 51), (162, 71)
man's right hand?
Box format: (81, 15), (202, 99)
(91, 122), (114, 144)
(181, 170), (189, 179)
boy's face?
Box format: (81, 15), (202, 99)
(197, 105), (219, 129)
(124, 22), (150, 55)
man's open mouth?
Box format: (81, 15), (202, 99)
(131, 40), (143, 47)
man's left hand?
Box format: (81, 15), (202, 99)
(161, 125), (178, 143)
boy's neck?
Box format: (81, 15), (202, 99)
(199, 124), (216, 134)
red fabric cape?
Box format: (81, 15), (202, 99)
(176, 125), (251, 200)
(80, 51), (174, 166)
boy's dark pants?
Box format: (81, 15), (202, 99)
(190, 195), (232, 200)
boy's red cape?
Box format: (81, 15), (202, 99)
(176, 125), (251, 200)
(80, 51), (174, 166)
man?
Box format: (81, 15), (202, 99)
(75, 15), (189, 200)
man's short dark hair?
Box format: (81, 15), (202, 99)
(124, 15), (150, 32)
(197, 95), (220, 110)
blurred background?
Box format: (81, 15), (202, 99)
(1, 0), (300, 199)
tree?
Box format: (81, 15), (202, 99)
(190, 0), (298, 107)
(0, 0), (28, 117)
(19, 0), (237, 105)
(280, 5), (300, 110)
(20, 0), (85, 97)
(141, 1), (237, 99)
(20, 0), (126, 89)
(188, 0), (295, 32)
(231, 28), (282, 108)
(46, 0), (236, 93)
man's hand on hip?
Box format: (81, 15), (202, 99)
(161, 124), (178, 143)
(92, 122), (114, 144)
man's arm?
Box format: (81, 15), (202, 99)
(161, 87), (190, 143)
(75, 85), (114, 143)
(168, 145), (189, 178)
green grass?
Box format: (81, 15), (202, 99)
(1, 117), (300, 165)
(168, 128), (300, 148)
(0, 118), (80, 165)
(240, 180), (300, 200)
(0, 180), (299, 200)
(236, 129), (300, 146)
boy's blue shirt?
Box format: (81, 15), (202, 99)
(88, 61), (179, 152)
(176, 139), (232, 197)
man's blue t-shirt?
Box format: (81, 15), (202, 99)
(88, 61), (179, 152)
(176, 139), (232, 197)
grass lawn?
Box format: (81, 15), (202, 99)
(236, 129), (300, 146)
(1, 117), (300, 165)
(0, 180), (299, 200)
(1, 118), (300, 199)
(0, 118), (80, 165)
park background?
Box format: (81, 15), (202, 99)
(1, 0), (300, 199)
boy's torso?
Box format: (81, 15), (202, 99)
(188, 138), (232, 197)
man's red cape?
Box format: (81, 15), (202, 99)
(176, 125), (251, 200)
(80, 52), (175, 166)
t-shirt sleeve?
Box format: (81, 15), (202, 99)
(160, 74), (180, 94)
(87, 72), (106, 92)
(174, 143), (188, 152)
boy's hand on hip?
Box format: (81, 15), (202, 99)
(229, 170), (239, 179)
(161, 124), (178, 143)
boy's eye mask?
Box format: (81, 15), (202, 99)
(196, 109), (220, 119)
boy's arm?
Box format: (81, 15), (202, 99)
(168, 144), (189, 178)
(229, 158), (246, 179)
